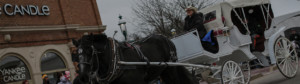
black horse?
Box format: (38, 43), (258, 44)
(72, 34), (198, 84)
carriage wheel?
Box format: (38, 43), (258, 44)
(275, 37), (298, 78)
(221, 60), (245, 84)
(241, 61), (250, 84)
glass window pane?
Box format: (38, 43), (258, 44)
(0, 56), (31, 83)
(41, 52), (66, 72)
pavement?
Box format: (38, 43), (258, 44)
(199, 60), (300, 84)
(250, 62), (300, 84)
(199, 65), (275, 84)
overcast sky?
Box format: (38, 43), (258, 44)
(96, 0), (138, 41)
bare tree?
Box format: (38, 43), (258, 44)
(132, 0), (219, 37)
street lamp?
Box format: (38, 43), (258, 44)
(118, 15), (128, 41)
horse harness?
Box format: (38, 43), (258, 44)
(91, 36), (177, 83)
(95, 38), (122, 83)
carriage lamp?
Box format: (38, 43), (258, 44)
(118, 15), (128, 41)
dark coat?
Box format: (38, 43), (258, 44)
(290, 34), (300, 41)
(184, 13), (206, 38)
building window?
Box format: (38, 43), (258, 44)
(41, 52), (66, 72)
(41, 51), (70, 84)
(0, 56), (31, 83)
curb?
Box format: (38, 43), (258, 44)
(250, 65), (277, 81)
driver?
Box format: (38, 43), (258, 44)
(183, 6), (206, 38)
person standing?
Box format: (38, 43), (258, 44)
(57, 72), (71, 84)
(42, 74), (50, 84)
(71, 47), (79, 71)
(22, 80), (29, 84)
(183, 6), (206, 38)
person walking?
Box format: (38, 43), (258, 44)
(42, 74), (50, 84)
(57, 72), (71, 84)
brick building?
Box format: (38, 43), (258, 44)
(0, 0), (106, 84)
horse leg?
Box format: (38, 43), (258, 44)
(161, 66), (198, 84)
(143, 66), (165, 82)
(110, 70), (148, 84)
(175, 66), (199, 84)
(160, 66), (181, 84)
(73, 76), (81, 84)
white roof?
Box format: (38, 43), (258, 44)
(200, 0), (270, 13)
(224, 0), (270, 8)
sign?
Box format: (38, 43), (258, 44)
(0, 56), (31, 83)
(0, 67), (29, 83)
(0, 4), (50, 16)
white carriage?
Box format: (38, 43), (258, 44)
(119, 0), (300, 84)
(170, 0), (300, 83)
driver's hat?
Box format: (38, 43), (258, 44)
(185, 6), (197, 12)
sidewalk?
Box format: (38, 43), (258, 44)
(199, 65), (276, 84)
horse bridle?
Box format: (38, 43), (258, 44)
(77, 38), (120, 83)
(77, 45), (101, 83)
(76, 38), (104, 83)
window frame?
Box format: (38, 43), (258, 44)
(40, 50), (68, 74)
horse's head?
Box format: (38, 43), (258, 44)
(72, 34), (111, 83)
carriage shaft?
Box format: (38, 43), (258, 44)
(118, 61), (219, 69)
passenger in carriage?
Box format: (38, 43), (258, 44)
(184, 6), (207, 38)
(247, 8), (265, 51)
(289, 29), (300, 42)
(247, 9), (263, 36)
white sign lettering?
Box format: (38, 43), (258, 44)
(0, 67), (27, 82)
(0, 4), (50, 16)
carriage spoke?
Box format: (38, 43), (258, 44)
(282, 39), (288, 49)
(278, 58), (286, 65)
(229, 81), (233, 84)
(235, 69), (242, 77)
(286, 60), (290, 76)
(289, 60), (295, 76)
(235, 76), (244, 79)
(288, 49), (295, 55)
(237, 80), (244, 84)
(234, 64), (238, 74)
(277, 56), (285, 59)
(282, 59), (287, 71)
(224, 79), (231, 83)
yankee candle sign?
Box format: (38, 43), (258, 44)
(0, 4), (50, 16)
(0, 67), (27, 83)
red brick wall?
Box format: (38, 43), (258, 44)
(0, 31), (102, 49)
(0, 0), (102, 26)
(0, 0), (104, 49)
